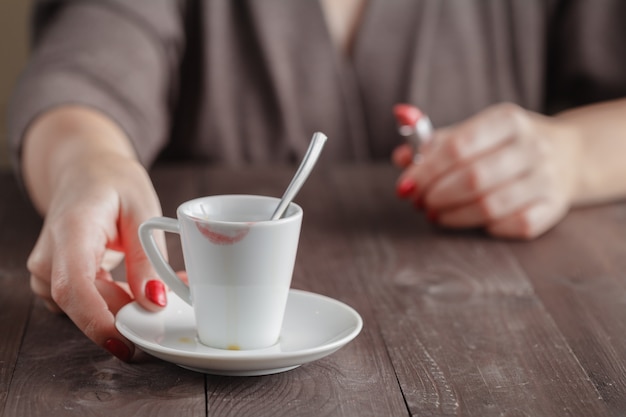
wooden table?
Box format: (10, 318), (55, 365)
(2, 163), (626, 417)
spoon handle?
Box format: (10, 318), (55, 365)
(271, 132), (328, 220)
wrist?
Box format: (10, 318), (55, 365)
(553, 101), (626, 206)
(556, 120), (585, 206)
(22, 105), (137, 213)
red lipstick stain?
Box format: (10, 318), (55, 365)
(195, 222), (250, 245)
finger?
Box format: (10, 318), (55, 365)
(396, 162), (423, 200)
(394, 128), (450, 200)
(487, 200), (568, 239)
(50, 219), (133, 361)
(26, 228), (53, 291)
(391, 144), (414, 168)
(119, 183), (168, 311)
(101, 249), (125, 272)
(94, 275), (133, 316)
(425, 141), (533, 209)
(31, 273), (63, 313)
(177, 270), (189, 285)
(96, 270), (133, 301)
(124, 235), (166, 311)
(30, 273), (55, 306)
(436, 173), (544, 228)
(26, 229), (61, 311)
(111, 280), (132, 296)
(419, 103), (528, 190)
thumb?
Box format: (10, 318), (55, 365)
(125, 220), (169, 311)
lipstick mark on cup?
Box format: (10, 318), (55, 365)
(195, 222), (250, 245)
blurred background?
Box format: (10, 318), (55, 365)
(0, 0), (31, 170)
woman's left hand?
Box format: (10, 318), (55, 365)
(393, 103), (582, 239)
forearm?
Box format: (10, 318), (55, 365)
(22, 105), (138, 215)
(556, 98), (626, 206)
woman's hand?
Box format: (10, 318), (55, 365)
(393, 103), (583, 239)
(22, 106), (167, 360)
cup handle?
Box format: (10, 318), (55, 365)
(139, 217), (192, 305)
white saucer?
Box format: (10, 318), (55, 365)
(115, 289), (363, 376)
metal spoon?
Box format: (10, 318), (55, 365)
(271, 132), (328, 220)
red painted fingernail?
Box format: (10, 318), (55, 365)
(104, 338), (132, 362)
(396, 178), (417, 199)
(393, 104), (422, 127)
(145, 279), (167, 307)
(427, 210), (438, 223)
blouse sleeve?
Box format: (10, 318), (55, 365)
(546, 0), (626, 113)
(8, 0), (186, 175)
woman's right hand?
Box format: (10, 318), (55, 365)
(392, 103), (582, 239)
(22, 106), (168, 361)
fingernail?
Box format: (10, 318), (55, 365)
(145, 279), (167, 307)
(104, 338), (132, 362)
(396, 178), (417, 199)
(427, 210), (438, 223)
(393, 104), (422, 127)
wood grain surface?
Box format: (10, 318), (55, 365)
(2, 164), (626, 417)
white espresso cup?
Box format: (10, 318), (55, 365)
(139, 195), (302, 350)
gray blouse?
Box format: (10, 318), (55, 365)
(8, 0), (626, 172)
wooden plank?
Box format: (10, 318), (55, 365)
(0, 270), (31, 417)
(3, 301), (206, 417)
(3, 163), (624, 416)
(193, 165), (410, 417)
(329, 165), (610, 416)
(0, 172), (39, 417)
(508, 204), (626, 415)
